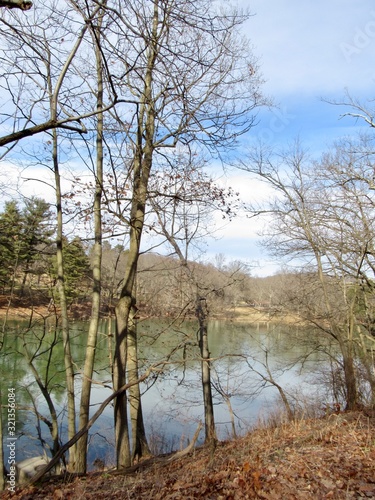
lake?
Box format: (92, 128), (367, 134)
(0, 317), (327, 469)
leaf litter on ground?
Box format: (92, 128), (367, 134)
(1, 410), (374, 499)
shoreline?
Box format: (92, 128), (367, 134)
(0, 293), (302, 325)
(0, 303), (301, 325)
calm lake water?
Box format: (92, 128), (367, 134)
(1, 317), (327, 469)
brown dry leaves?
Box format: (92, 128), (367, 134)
(2, 411), (374, 499)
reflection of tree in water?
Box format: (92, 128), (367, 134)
(1, 326), (30, 462)
(0, 319), (116, 466)
(1, 321), (81, 461)
(1, 318), (335, 468)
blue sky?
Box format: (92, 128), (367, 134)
(2, 1), (375, 276)
(205, 0), (375, 275)
(248, 0), (375, 148)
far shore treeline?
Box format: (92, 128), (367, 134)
(0, 197), (284, 320)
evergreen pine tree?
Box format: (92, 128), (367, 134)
(20, 197), (54, 291)
(50, 236), (91, 305)
(0, 201), (23, 291)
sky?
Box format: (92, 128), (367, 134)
(2, 1), (375, 276)
(204, 0), (375, 275)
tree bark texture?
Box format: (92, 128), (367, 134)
(128, 305), (151, 461)
(196, 297), (217, 445)
(113, 0), (158, 469)
(0, 0), (32, 10)
(75, 6), (105, 472)
(52, 128), (77, 469)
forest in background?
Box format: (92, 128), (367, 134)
(0, 196), (288, 320)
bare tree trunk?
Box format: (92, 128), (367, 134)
(113, 0), (158, 469)
(339, 340), (358, 410)
(105, 246), (122, 372)
(52, 128), (77, 469)
(22, 336), (60, 455)
(113, 296), (132, 468)
(314, 249), (359, 411)
(264, 361), (294, 421)
(75, 4), (105, 473)
(343, 359), (358, 410)
(196, 297), (217, 447)
(75, 7), (104, 472)
(128, 304), (151, 461)
(113, 221), (148, 467)
(151, 196), (218, 447)
(225, 396), (237, 439)
(358, 331), (375, 406)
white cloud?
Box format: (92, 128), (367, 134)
(245, 0), (375, 97)
(1, 163), (54, 206)
(0, 162), (93, 210)
(203, 172), (281, 275)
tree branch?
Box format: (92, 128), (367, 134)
(27, 361), (166, 485)
(0, 0), (32, 10)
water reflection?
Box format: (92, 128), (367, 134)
(0, 318), (326, 468)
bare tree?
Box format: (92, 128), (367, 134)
(0, 1), (89, 471)
(325, 89), (375, 130)
(75, 0), (106, 474)
(240, 139), (375, 409)
(0, 0), (115, 154)
(98, 0), (264, 468)
(0, 0), (264, 473)
(147, 157), (242, 447)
